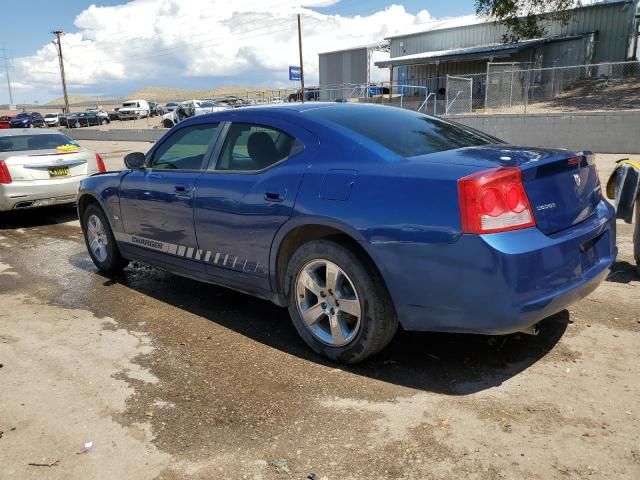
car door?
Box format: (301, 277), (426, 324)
(194, 117), (318, 292)
(118, 122), (222, 273)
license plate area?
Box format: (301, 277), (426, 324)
(48, 166), (70, 177)
(580, 230), (606, 272)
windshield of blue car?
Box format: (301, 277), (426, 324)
(0, 134), (76, 152)
(305, 106), (498, 158)
(15, 113), (30, 119)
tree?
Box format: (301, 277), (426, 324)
(475, 0), (578, 43)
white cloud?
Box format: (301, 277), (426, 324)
(7, 0), (445, 103)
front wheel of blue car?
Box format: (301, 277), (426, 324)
(287, 240), (398, 364)
(82, 204), (129, 274)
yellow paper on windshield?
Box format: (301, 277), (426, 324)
(56, 144), (79, 152)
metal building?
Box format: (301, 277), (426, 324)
(374, 0), (639, 92)
(318, 42), (389, 100)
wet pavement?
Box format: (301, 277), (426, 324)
(0, 152), (639, 480)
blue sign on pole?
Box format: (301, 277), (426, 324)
(289, 66), (302, 81)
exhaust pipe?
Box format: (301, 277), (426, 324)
(520, 323), (540, 336)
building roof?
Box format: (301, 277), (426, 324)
(384, 0), (630, 41)
(319, 41), (390, 56)
(374, 34), (589, 68)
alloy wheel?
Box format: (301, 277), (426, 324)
(87, 214), (109, 263)
(295, 259), (362, 347)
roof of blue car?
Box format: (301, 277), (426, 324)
(186, 102), (403, 125)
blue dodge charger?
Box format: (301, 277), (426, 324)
(78, 103), (616, 363)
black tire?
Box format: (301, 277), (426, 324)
(82, 203), (128, 274)
(286, 239), (398, 364)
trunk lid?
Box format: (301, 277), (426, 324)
(421, 145), (602, 235)
(4, 149), (91, 181)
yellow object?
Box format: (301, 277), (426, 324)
(56, 144), (79, 152)
(606, 158), (640, 199)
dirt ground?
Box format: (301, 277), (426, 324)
(0, 145), (638, 480)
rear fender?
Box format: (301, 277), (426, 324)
(268, 214), (371, 292)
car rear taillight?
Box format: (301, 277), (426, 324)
(0, 160), (12, 184)
(95, 153), (106, 173)
(458, 167), (536, 234)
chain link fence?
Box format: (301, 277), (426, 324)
(445, 76), (473, 115)
(445, 60), (640, 115)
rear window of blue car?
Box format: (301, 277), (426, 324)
(305, 106), (497, 157)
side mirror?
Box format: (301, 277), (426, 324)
(124, 152), (146, 169)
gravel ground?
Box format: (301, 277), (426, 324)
(0, 146), (638, 480)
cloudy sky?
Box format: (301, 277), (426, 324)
(1, 0), (479, 104)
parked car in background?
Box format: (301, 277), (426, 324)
(0, 129), (106, 211)
(86, 109), (109, 120)
(58, 113), (75, 128)
(287, 88), (320, 103)
(10, 112), (45, 128)
(0, 115), (14, 129)
(77, 103), (616, 363)
(148, 102), (162, 117)
(161, 100), (228, 128)
(117, 99), (151, 119)
(61, 112), (110, 128)
(215, 96), (249, 108)
(367, 84), (390, 96)
(305, 87), (320, 101)
(271, 96), (284, 104)
(44, 113), (63, 127)
(164, 102), (179, 113)
(108, 108), (121, 121)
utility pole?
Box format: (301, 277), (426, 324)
(1, 46), (13, 106)
(52, 30), (70, 115)
(297, 13), (305, 103)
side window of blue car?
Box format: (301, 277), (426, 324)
(151, 123), (221, 171)
(214, 122), (304, 172)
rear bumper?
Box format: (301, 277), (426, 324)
(0, 176), (83, 211)
(369, 199), (616, 334)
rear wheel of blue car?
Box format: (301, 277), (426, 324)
(287, 240), (398, 364)
(82, 204), (129, 274)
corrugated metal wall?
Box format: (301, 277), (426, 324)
(319, 48), (368, 98)
(390, 2), (635, 63)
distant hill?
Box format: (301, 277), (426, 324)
(124, 85), (272, 102)
(46, 94), (115, 106)
(45, 85), (277, 106)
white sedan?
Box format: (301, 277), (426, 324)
(0, 129), (106, 211)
